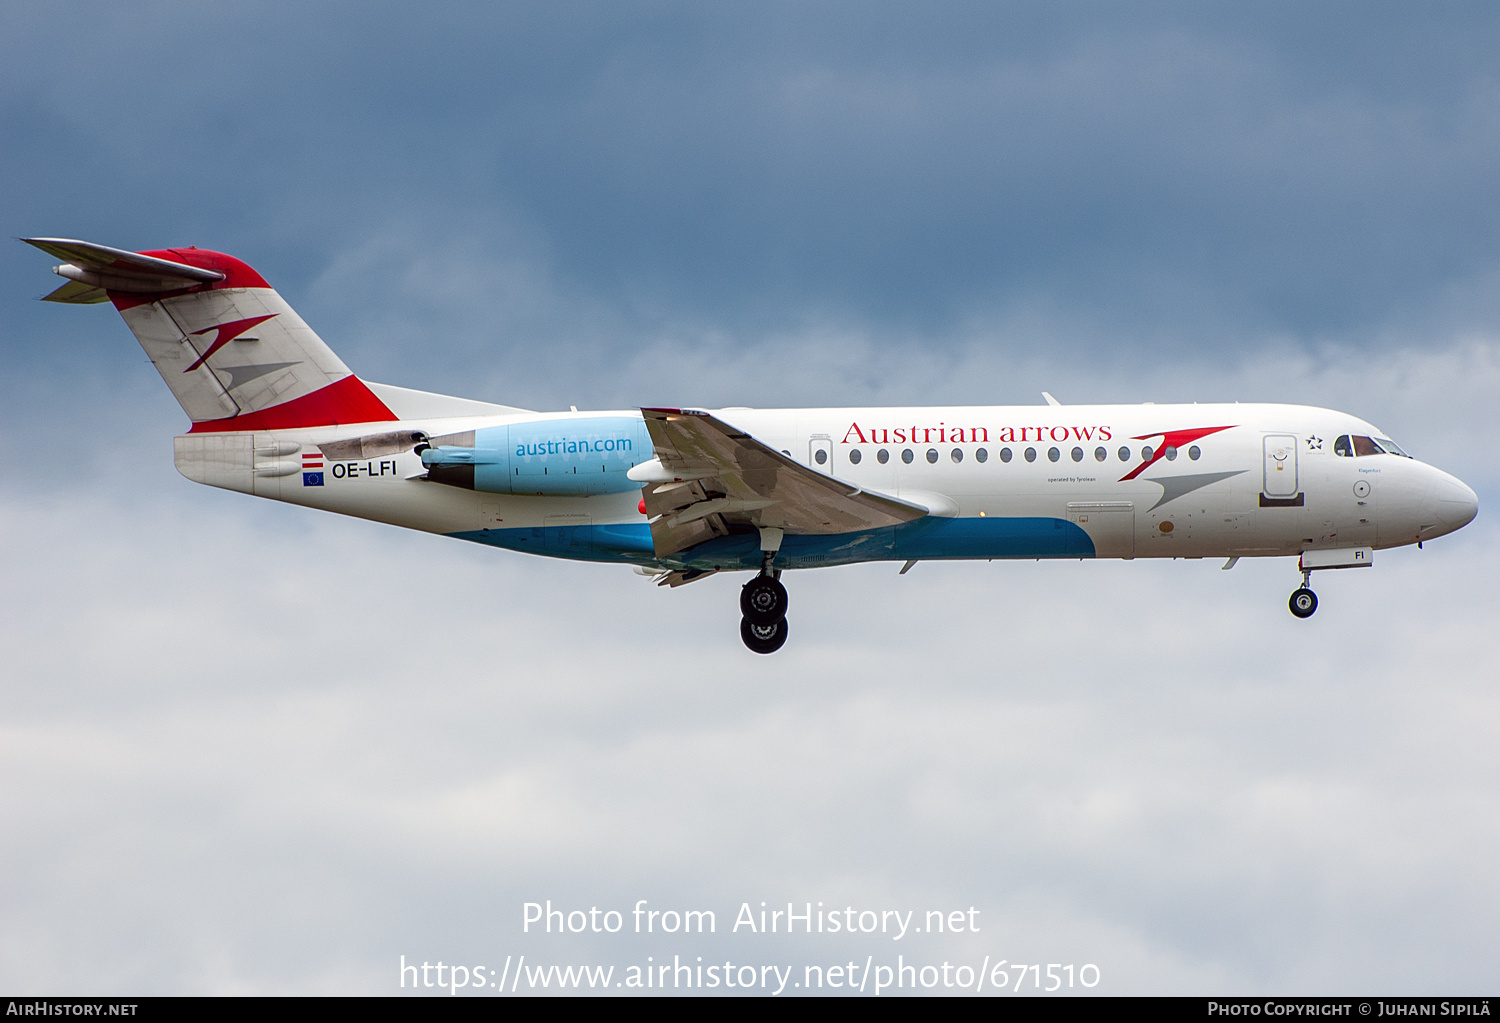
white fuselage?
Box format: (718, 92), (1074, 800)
(175, 401), (1478, 571)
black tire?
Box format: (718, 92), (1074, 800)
(740, 575), (789, 626)
(741, 616), (789, 654)
(1289, 587), (1318, 619)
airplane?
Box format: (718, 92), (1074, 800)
(24, 238), (1480, 653)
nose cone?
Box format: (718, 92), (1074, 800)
(1427, 474), (1479, 531)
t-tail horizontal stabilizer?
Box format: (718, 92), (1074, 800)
(24, 237), (226, 304)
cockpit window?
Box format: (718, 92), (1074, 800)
(1337, 433), (1411, 458)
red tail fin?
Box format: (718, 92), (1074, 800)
(25, 238), (398, 432)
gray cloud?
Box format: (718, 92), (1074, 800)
(7, 2), (1500, 370)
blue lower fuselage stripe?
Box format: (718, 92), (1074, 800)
(449, 516), (1095, 568)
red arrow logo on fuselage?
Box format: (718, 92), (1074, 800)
(1118, 425), (1236, 481)
(183, 314), (279, 373)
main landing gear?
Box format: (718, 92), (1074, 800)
(1288, 568), (1318, 619)
(741, 528), (789, 654)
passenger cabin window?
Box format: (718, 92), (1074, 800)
(877, 448), (890, 464)
(849, 449), (862, 465)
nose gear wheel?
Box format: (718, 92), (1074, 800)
(1289, 587), (1318, 618)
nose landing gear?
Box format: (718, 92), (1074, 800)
(1288, 568), (1318, 619)
(741, 527), (789, 653)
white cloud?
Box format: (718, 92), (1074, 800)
(2, 331), (1495, 992)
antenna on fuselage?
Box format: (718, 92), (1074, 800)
(1042, 392), (1062, 406)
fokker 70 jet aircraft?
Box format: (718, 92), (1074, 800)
(26, 239), (1479, 653)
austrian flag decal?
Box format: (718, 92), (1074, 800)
(302, 451), (324, 487)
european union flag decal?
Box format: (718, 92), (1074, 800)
(303, 472), (325, 487)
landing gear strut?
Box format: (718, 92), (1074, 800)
(1289, 569), (1318, 619)
(741, 527), (789, 653)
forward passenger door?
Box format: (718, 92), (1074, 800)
(1263, 435), (1299, 498)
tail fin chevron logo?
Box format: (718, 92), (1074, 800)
(184, 314), (279, 372)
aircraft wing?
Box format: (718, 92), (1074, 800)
(639, 408), (927, 557)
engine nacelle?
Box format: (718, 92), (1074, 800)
(421, 415), (648, 496)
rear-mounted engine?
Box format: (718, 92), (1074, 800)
(414, 416), (648, 496)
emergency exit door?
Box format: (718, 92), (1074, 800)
(809, 435), (833, 473)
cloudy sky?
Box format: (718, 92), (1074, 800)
(3, 1), (1498, 995)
